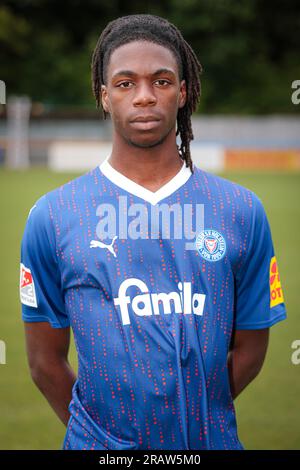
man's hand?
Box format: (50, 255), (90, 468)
(227, 328), (269, 400)
(24, 322), (77, 426)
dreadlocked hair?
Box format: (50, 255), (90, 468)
(91, 14), (202, 173)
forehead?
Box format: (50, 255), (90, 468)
(106, 40), (179, 79)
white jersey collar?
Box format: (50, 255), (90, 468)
(99, 156), (192, 206)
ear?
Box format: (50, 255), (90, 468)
(178, 80), (187, 109)
(101, 85), (109, 113)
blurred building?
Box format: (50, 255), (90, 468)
(0, 107), (299, 172)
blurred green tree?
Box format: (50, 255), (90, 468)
(0, 0), (299, 113)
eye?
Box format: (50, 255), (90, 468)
(117, 81), (134, 88)
(154, 79), (171, 86)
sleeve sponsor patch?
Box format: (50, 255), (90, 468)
(269, 256), (284, 308)
(20, 263), (37, 308)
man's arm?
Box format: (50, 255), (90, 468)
(24, 322), (77, 426)
(227, 328), (269, 400)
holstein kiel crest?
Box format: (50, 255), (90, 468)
(195, 229), (226, 262)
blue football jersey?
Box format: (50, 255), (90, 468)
(20, 158), (287, 450)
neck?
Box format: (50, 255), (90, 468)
(108, 128), (184, 191)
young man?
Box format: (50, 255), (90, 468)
(20, 14), (286, 450)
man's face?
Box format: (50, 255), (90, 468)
(101, 40), (186, 149)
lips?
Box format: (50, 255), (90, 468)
(130, 115), (161, 131)
(131, 115), (161, 123)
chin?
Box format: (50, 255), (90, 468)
(127, 135), (166, 149)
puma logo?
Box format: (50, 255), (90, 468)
(90, 236), (118, 258)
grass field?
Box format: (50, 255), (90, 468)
(0, 168), (299, 449)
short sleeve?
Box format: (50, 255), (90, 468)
(234, 193), (287, 329)
(20, 195), (70, 328)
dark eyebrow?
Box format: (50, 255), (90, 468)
(112, 68), (176, 80)
(112, 70), (136, 79)
(152, 68), (176, 77)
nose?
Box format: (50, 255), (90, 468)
(132, 81), (157, 107)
